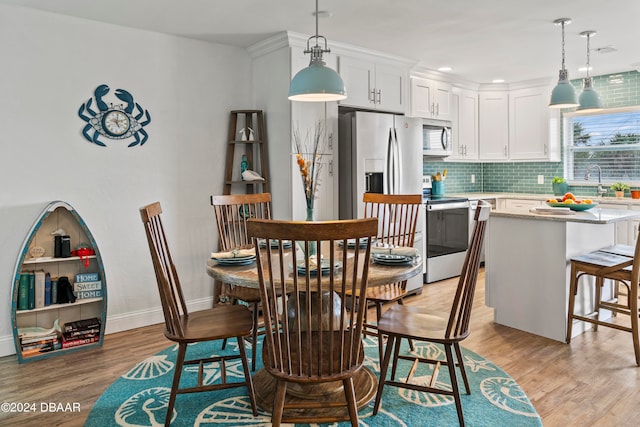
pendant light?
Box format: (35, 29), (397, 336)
(288, 0), (347, 102)
(577, 30), (604, 111)
(549, 18), (579, 108)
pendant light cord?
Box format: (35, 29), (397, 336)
(561, 20), (566, 71)
(585, 34), (591, 79)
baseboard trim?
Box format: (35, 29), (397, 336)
(0, 296), (214, 358)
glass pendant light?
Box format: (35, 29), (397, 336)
(549, 18), (579, 108)
(577, 30), (604, 111)
(288, 0), (346, 102)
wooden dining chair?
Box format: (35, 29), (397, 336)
(373, 201), (491, 427)
(566, 234), (640, 366)
(210, 192), (273, 370)
(140, 202), (257, 426)
(247, 217), (378, 427)
(349, 192), (423, 362)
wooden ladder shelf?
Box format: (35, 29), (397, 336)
(223, 110), (269, 195)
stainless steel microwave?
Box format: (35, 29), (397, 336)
(422, 118), (452, 157)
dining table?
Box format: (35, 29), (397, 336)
(205, 243), (423, 417)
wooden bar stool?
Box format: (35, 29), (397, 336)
(566, 236), (640, 366)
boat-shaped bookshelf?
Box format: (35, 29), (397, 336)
(11, 201), (107, 363)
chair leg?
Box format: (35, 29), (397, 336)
(630, 290), (640, 366)
(343, 377), (359, 427)
(594, 276), (603, 332)
(398, 299), (415, 351)
(454, 342), (470, 394)
(251, 301), (259, 371)
(373, 334), (396, 415)
(271, 380), (287, 426)
(222, 297), (238, 351)
(566, 263), (578, 343)
(376, 302), (384, 362)
(444, 344), (465, 427)
(165, 343), (187, 427)
(390, 335), (402, 381)
(236, 336), (257, 416)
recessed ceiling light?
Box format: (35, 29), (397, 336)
(492, 79), (505, 83)
(438, 66), (452, 72)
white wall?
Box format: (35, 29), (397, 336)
(0, 5), (253, 356)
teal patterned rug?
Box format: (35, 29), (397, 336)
(87, 336), (542, 426)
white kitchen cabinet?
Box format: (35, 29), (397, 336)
(450, 88), (478, 160)
(503, 198), (543, 211)
(409, 77), (452, 121)
(478, 91), (509, 160)
(338, 56), (406, 113)
(509, 87), (559, 161)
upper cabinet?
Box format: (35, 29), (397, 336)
(508, 87), (560, 161)
(476, 85), (559, 162)
(450, 88), (478, 160)
(478, 91), (509, 160)
(409, 78), (452, 121)
(338, 56), (407, 113)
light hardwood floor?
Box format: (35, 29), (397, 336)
(1, 269), (639, 426)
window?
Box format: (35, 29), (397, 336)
(564, 106), (640, 183)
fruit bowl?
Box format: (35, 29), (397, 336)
(546, 202), (597, 211)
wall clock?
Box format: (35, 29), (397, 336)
(78, 84), (151, 147)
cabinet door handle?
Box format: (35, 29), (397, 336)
(504, 146), (508, 157)
(436, 103), (440, 116)
(370, 88), (376, 103)
(544, 143), (548, 155)
(430, 103), (435, 114)
(328, 159), (333, 176)
(376, 89), (381, 104)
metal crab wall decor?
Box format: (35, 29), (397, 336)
(78, 84), (151, 147)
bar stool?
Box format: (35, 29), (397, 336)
(566, 236), (640, 366)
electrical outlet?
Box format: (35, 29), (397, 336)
(471, 174), (475, 184)
(538, 175), (544, 185)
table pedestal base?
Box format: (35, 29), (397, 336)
(253, 366), (377, 418)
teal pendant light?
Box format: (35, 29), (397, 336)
(577, 31), (603, 111)
(288, 0), (346, 102)
(549, 18), (579, 108)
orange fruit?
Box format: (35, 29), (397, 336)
(562, 192), (576, 201)
(583, 199), (593, 204)
(564, 199), (574, 204)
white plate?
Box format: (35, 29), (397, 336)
(338, 238), (369, 249)
(372, 253), (413, 265)
(295, 260), (342, 276)
(258, 239), (292, 249)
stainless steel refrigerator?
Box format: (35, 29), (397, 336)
(338, 110), (425, 293)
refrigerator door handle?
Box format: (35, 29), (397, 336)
(392, 127), (400, 194)
(386, 128), (393, 194)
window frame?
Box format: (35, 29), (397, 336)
(563, 105), (640, 185)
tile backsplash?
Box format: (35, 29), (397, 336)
(423, 70), (640, 197)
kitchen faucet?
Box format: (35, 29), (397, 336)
(585, 164), (608, 197)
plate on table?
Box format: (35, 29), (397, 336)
(546, 202), (597, 211)
(338, 238), (370, 249)
(295, 259), (342, 276)
(372, 253), (413, 266)
(258, 239), (292, 249)
(213, 255), (256, 266)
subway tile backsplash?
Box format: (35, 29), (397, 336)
(423, 71), (640, 197)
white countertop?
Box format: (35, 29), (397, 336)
(453, 192), (640, 206)
(490, 207), (640, 224)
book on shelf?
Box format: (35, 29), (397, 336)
(75, 272), (99, 283)
(21, 336), (61, 354)
(34, 270), (45, 309)
(74, 289), (103, 299)
(61, 335), (99, 349)
(18, 273), (30, 310)
(63, 317), (101, 334)
(63, 330), (100, 340)
(20, 333), (59, 345)
(73, 280), (102, 292)
(51, 277), (58, 306)
(44, 272), (52, 306)
(28, 272), (35, 310)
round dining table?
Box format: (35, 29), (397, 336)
(206, 246), (422, 417)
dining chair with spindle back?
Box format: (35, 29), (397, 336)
(350, 192), (423, 361)
(140, 201), (257, 426)
(247, 217), (378, 427)
(373, 200), (491, 427)
(211, 192), (273, 370)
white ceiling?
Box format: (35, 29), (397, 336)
(3, 0), (639, 84)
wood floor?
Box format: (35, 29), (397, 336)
(2, 268), (639, 426)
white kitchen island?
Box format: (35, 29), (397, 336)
(485, 207), (640, 342)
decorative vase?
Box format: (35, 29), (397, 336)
(552, 182), (568, 196)
(305, 207), (317, 257)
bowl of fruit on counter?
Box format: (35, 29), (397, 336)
(546, 193), (597, 211)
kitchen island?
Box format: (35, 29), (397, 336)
(485, 206), (640, 342)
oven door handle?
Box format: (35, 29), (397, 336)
(426, 201), (470, 211)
